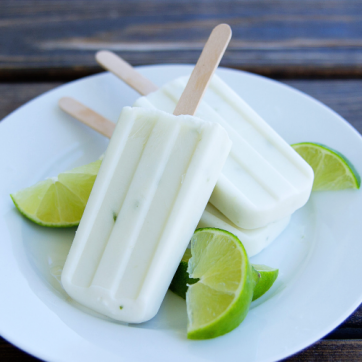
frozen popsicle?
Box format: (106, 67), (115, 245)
(199, 204), (290, 257)
(59, 97), (291, 257)
(61, 107), (231, 322)
(97, 52), (314, 229)
(61, 24), (232, 322)
(133, 75), (313, 229)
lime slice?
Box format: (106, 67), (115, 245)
(252, 264), (279, 301)
(169, 249), (199, 299)
(10, 160), (101, 227)
(170, 251), (277, 301)
(186, 228), (258, 339)
(292, 142), (360, 190)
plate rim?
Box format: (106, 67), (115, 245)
(1, 64), (362, 362)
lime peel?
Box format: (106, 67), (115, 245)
(292, 142), (360, 191)
(10, 160), (102, 227)
(251, 264), (279, 301)
(169, 249), (198, 299)
(186, 228), (257, 340)
(170, 251), (277, 303)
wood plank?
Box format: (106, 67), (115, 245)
(0, 338), (40, 361)
(285, 340), (362, 361)
(1, 0), (362, 80)
(283, 80), (362, 134)
(0, 83), (62, 121)
(344, 304), (362, 327)
(325, 327), (362, 340)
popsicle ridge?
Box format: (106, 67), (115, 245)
(90, 113), (183, 294)
(133, 74), (314, 228)
(62, 107), (232, 322)
(60, 96), (293, 258)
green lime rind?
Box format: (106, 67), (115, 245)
(293, 142), (361, 187)
(251, 265), (279, 301)
(252, 267), (261, 289)
(169, 249), (199, 299)
(170, 252), (276, 302)
(186, 228), (257, 340)
(187, 262), (254, 340)
(292, 142), (360, 190)
(10, 160), (101, 228)
(10, 193), (79, 228)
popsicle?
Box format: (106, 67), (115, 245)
(59, 97), (291, 257)
(61, 24), (232, 322)
(97, 52), (314, 229)
(199, 204), (290, 257)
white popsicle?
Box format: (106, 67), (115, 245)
(61, 24), (233, 322)
(199, 204), (290, 257)
(96, 51), (313, 230)
(61, 107), (231, 322)
(59, 97), (292, 258)
(133, 75), (314, 229)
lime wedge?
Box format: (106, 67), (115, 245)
(251, 264), (279, 301)
(292, 142), (360, 190)
(186, 228), (258, 339)
(169, 249), (199, 299)
(170, 251), (277, 301)
(10, 160), (101, 227)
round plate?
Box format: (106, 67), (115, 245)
(1, 65), (362, 362)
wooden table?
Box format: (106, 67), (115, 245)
(1, 1), (362, 361)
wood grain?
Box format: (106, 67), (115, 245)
(286, 340), (362, 361)
(1, 0), (362, 80)
(173, 23), (231, 116)
(0, 338), (40, 361)
(284, 80), (362, 134)
(58, 97), (115, 138)
(96, 51), (158, 96)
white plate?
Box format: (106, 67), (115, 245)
(1, 65), (362, 362)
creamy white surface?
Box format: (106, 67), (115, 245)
(198, 204), (291, 257)
(61, 106), (231, 323)
(134, 75), (314, 229)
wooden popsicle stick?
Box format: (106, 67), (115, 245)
(60, 24), (231, 139)
(173, 24), (231, 116)
(95, 50), (158, 96)
(96, 24), (232, 105)
(58, 97), (115, 138)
